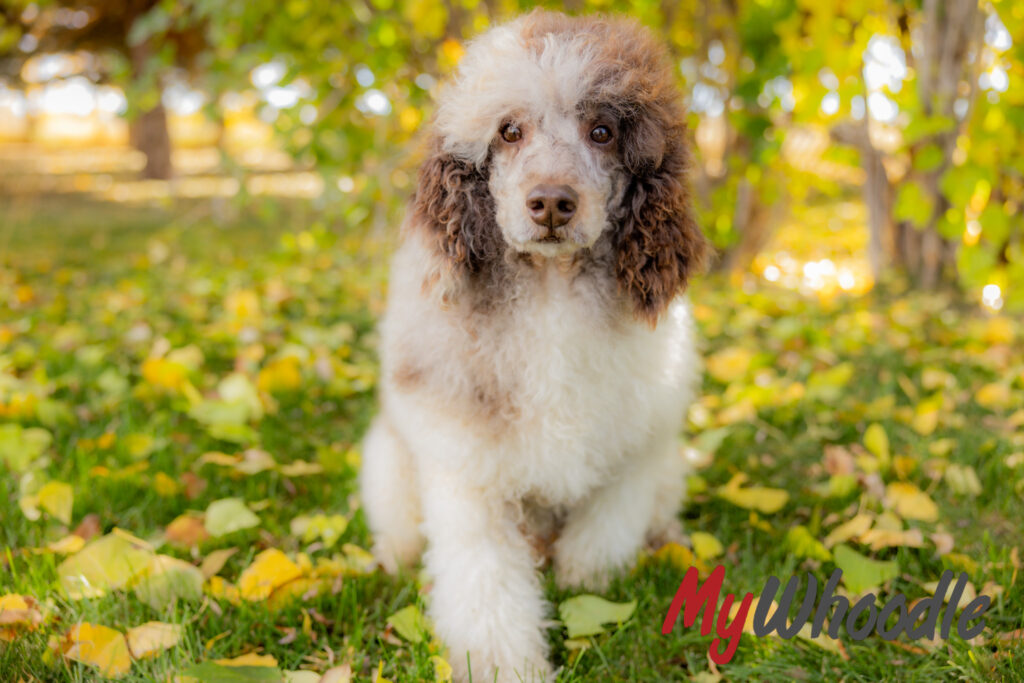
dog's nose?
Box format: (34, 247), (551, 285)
(526, 184), (578, 228)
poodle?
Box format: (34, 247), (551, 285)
(360, 10), (709, 681)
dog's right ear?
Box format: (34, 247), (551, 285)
(412, 138), (499, 280)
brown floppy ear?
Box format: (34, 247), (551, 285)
(411, 137), (500, 279)
(615, 118), (709, 325)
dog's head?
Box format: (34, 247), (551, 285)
(413, 10), (708, 322)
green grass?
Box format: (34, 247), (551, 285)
(1, 196), (1023, 682)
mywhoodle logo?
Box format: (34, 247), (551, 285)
(662, 566), (991, 664)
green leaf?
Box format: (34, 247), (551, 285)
(558, 595), (637, 638)
(57, 531), (153, 598)
(894, 182), (932, 229)
(386, 605), (428, 643)
(833, 544), (899, 595)
(786, 525), (832, 561)
(205, 498), (260, 537)
(133, 555), (204, 611)
(178, 663), (284, 682)
(0, 425), (52, 472)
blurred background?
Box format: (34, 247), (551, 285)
(0, 0), (1022, 307)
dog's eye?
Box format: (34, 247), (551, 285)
(590, 125), (613, 144)
(500, 123), (522, 143)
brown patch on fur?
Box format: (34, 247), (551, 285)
(521, 10), (710, 324)
(392, 363), (424, 389)
(411, 136), (503, 281)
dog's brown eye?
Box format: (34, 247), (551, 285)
(501, 123), (522, 143)
(590, 125), (612, 144)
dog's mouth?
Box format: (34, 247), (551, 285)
(537, 233), (564, 243)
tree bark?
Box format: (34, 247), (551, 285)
(129, 40), (173, 180)
(130, 102), (173, 180)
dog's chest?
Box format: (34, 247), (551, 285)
(472, 273), (667, 503)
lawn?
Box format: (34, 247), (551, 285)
(1, 197), (1023, 682)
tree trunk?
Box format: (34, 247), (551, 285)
(724, 179), (775, 274)
(129, 41), (173, 180)
(130, 103), (173, 180)
(831, 121), (893, 282)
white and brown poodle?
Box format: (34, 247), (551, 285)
(360, 10), (709, 682)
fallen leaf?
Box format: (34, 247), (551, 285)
(134, 555), (204, 611)
(238, 549), (303, 601)
(786, 525), (832, 561)
(976, 382), (1011, 410)
(431, 656), (452, 683)
(706, 347), (754, 383)
(37, 481), (74, 524)
(690, 532), (724, 560)
(558, 595), (637, 638)
(126, 621), (183, 659)
(215, 653), (279, 667)
(62, 623), (132, 678)
(48, 534), (86, 554)
(205, 498), (260, 537)
(386, 605), (428, 643)
(166, 513), (210, 547)
(319, 664), (353, 683)
(283, 671), (320, 683)
(863, 424), (890, 471)
(886, 482), (939, 522)
(833, 544), (899, 595)
(201, 548), (239, 579)
(717, 473), (789, 514)
(57, 531), (153, 598)
(178, 662), (282, 682)
(824, 513), (873, 548)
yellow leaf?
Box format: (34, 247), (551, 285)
(206, 576), (240, 604)
(886, 482), (939, 522)
(154, 472), (179, 497)
(126, 621), (183, 659)
(62, 623), (132, 678)
(431, 655), (453, 682)
(37, 481), (73, 525)
(48, 534), (85, 554)
(706, 347), (754, 383)
(690, 532), (724, 560)
(717, 473), (789, 514)
(976, 382), (1012, 409)
(863, 424), (890, 471)
(257, 357), (303, 393)
(141, 357), (190, 392)
(224, 289), (261, 320)
(824, 513), (873, 548)
(650, 542), (699, 571)
(214, 652), (278, 667)
(374, 660), (394, 683)
(237, 549), (303, 601)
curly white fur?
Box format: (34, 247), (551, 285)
(360, 12), (703, 683)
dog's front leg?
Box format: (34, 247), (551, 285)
(420, 463), (553, 683)
(554, 435), (686, 590)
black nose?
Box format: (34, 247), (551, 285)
(526, 184), (578, 229)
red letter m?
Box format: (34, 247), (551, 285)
(662, 565), (726, 636)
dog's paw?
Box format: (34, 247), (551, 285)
(450, 657), (553, 683)
(553, 555), (612, 592)
(370, 536), (421, 575)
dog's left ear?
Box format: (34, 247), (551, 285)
(615, 117), (709, 325)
